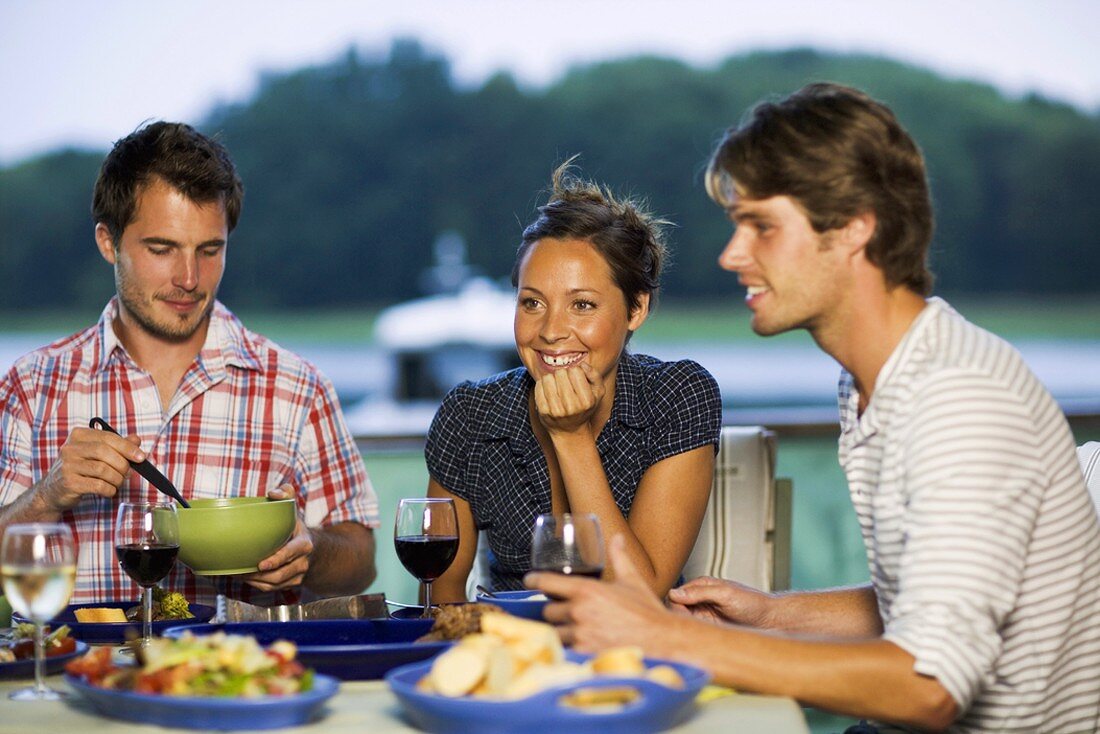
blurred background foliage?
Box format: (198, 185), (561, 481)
(2, 40), (1098, 310)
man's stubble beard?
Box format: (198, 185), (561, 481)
(115, 270), (216, 343)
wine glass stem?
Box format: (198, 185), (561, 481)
(142, 586), (153, 646)
(422, 581), (433, 618)
(33, 622), (46, 696)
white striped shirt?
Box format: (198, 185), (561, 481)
(838, 298), (1100, 733)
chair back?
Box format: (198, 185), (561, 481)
(682, 426), (792, 591)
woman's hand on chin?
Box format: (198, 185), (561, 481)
(533, 362), (604, 435)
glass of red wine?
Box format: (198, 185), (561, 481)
(114, 501), (180, 650)
(394, 498), (459, 618)
(530, 513), (605, 578)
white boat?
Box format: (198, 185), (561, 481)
(343, 235), (520, 438)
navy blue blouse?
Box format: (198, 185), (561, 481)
(425, 352), (722, 591)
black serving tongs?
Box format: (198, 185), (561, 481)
(89, 417), (190, 508)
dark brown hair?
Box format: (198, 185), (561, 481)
(92, 121), (244, 243)
(513, 159), (669, 314)
(706, 82), (934, 295)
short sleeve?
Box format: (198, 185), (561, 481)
(649, 360), (723, 463)
(295, 372), (380, 529)
(425, 384), (476, 502)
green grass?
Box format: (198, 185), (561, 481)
(0, 308), (106, 334)
(230, 307), (381, 342)
(644, 296), (1100, 342)
(3, 295), (1098, 342)
(0, 306), (383, 343)
(946, 296), (1100, 340)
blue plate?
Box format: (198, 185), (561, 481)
(14, 601), (216, 644)
(475, 590), (549, 621)
(386, 651), (709, 734)
(165, 619), (447, 680)
(65, 672), (339, 730)
(0, 640), (89, 680)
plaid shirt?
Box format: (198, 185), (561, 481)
(426, 353), (722, 590)
(0, 299), (379, 606)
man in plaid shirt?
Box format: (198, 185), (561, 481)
(0, 122), (379, 606)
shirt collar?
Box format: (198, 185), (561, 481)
(483, 368), (535, 446)
(871, 296), (942, 397)
(840, 297), (944, 438)
(91, 297), (263, 375)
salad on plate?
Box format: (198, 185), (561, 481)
(0, 623), (77, 662)
(66, 631), (314, 697)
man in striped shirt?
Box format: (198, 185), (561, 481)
(530, 83), (1100, 731)
(0, 122), (379, 606)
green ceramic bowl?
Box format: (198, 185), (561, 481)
(175, 497), (296, 576)
(0, 594), (11, 627)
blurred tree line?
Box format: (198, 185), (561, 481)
(2, 41), (1098, 311)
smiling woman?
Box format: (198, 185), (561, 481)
(422, 161), (723, 602)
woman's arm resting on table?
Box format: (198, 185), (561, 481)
(530, 536), (957, 731)
(424, 480), (479, 603)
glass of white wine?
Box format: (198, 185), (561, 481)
(0, 523), (77, 701)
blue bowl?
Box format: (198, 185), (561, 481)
(386, 651), (709, 734)
(66, 671), (339, 730)
(13, 602), (216, 645)
(475, 590), (549, 621)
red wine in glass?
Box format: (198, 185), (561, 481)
(394, 498), (459, 617)
(394, 535), (459, 581)
(115, 501), (179, 649)
(531, 563), (604, 579)
(530, 513), (605, 579)
(115, 543), (180, 587)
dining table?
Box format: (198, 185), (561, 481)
(0, 669), (810, 733)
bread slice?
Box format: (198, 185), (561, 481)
(74, 607), (128, 623)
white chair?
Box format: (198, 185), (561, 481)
(465, 531), (493, 601)
(682, 426), (792, 591)
(1077, 441), (1100, 515)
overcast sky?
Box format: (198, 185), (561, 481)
(1, 0), (1097, 165)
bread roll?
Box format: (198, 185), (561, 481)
(480, 612), (563, 665)
(645, 664), (686, 689)
(429, 645), (489, 697)
(503, 661), (589, 700)
(559, 685), (640, 710)
(591, 646), (645, 676)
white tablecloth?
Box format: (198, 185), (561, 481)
(0, 676), (809, 733)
